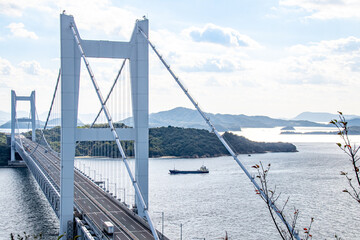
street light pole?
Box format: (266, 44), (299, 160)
(95, 173), (102, 182)
(101, 177), (109, 191)
(118, 187), (126, 203)
(180, 223), (182, 240)
(84, 166), (90, 176)
(90, 169), (96, 179)
(161, 212), (164, 240)
(109, 182), (117, 198)
(154, 211), (165, 239)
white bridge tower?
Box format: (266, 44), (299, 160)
(60, 13), (149, 236)
(11, 90), (36, 161)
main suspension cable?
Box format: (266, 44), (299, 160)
(26, 69), (61, 156)
(70, 23), (159, 240)
(138, 27), (300, 240)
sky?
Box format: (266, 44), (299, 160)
(1, 0), (360, 119)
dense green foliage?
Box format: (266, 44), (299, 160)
(149, 126), (228, 158)
(24, 127), (60, 152)
(150, 127), (297, 157)
(26, 125), (297, 158)
(222, 132), (297, 154)
(0, 132), (10, 165)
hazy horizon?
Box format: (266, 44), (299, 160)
(0, 106), (358, 126)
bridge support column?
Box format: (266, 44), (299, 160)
(10, 90), (36, 161)
(59, 14), (81, 238)
(130, 19), (149, 218)
(30, 91), (36, 141)
(11, 90), (16, 161)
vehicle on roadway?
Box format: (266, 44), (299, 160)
(103, 221), (114, 235)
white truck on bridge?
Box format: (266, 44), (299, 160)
(103, 221), (114, 235)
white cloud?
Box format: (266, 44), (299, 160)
(289, 36), (360, 54)
(6, 23), (39, 39)
(56, 0), (138, 39)
(0, 58), (58, 114)
(146, 25), (255, 77)
(185, 24), (260, 48)
(19, 61), (43, 75)
(0, 59), (53, 80)
(0, 0), (54, 17)
(168, 35), (360, 117)
(0, 0), (138, 39)
(2, 0), (359, 117)
(181, 58), (242, 72)
(279, 0), (360, 19)
(258, 36), (360, 86)
(0, 58), (14, 75)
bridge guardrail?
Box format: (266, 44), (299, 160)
(15, 140), (61, 217)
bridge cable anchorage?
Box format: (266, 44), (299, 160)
(70, 23), (160, 240)
(138, 27), (301, 240)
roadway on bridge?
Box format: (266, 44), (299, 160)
(22, 138), (160, 240)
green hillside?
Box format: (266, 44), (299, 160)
(0, 133), (10, 165)
(26, 125), (297, 158)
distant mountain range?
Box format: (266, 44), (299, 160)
(122, 107), (327, 131)
(0, 118), (43, 129)
(0, 110), (31, 125)
(3, 108), (360, 131)
(0, 111), (9, 125)
(0, 118), (84, 129)
(293, 112), (360, 123)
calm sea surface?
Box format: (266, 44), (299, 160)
(1, 128), (360, 239)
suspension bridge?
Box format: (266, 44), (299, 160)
(9, 13), (300, 240)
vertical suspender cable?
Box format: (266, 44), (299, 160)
(138, 27), (300, 240)
(44, 69), (61, 130)
(27, 69), (61, 156)
(70, 24), (160, 240)
(90, 59), (126, 128)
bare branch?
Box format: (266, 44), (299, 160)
(253, 161), (313, 240)
(331, 112), (360, 204)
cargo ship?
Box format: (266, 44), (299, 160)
(169, 165), (209, 174)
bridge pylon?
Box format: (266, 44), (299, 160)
(11, 90), (36, 161)
(60, 13), (149, 237)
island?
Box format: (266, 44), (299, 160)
(281, 126), (360, 135)
(281, 126), (295, 131)
(25, 125), (297, 159)
(0, 132), (10, 166)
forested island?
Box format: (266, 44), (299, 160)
(0, 132), (10, 166)
(26, 125), (297, 158)
(281, 126), (360, 135)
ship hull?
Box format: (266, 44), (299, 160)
(169, 170), (209, 174)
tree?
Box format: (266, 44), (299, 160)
(330, 112), (360, 204)
(252, 162), (314, 240)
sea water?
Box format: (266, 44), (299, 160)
(0, 128), (359, 239)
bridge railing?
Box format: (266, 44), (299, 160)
(15, 139), (60, 217)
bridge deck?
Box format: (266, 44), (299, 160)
(20, 138), (162, 240)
